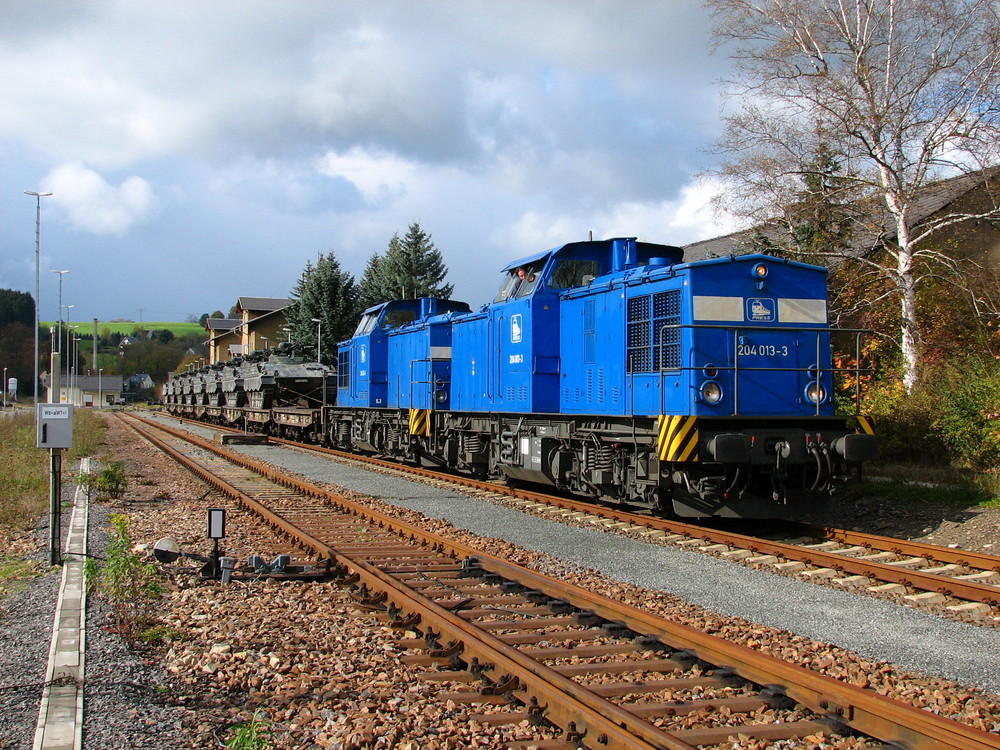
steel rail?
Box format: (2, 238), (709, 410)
(264, 431), (1000, 607)
(120, 415), (681, 749)
(121, 413), (1000, 750)
(789, 522), (1000, 572)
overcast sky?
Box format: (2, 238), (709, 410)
(0, 0), (740, 325)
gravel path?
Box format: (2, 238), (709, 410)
(0, 466), (189, 750)
(0, 562), (58, 750)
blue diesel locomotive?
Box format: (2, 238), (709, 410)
(165, 237), (875, 518)
(328, 237), (876, 518)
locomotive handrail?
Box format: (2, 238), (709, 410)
(654, 323), (874, 417)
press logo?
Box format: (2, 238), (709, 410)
(511, 314), (523, 343)
(746, 298), (775, 322)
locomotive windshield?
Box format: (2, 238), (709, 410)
(493, 261), (544, 302)
(352, 304), (418, 335)
(353, 313), (379, 336)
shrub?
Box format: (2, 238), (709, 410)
(925, 356), (1000, 473)
(863, 355), (1000, 499)
(79, 461), (128, 500)
(85, 513), (165, 638)
(862, 375), (949, 465)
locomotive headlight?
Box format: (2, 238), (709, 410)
(751, 262), (768, 279)
(700, 380), (724, 404)
(805, 380), (827, 404)
(434, 387), (448, 403)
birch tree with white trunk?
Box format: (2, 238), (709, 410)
(707, 0), (1000, 392)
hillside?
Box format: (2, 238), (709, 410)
(42, 321), (205, 338)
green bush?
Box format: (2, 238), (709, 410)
(864, 355), (1000, 498)
(79, 461), (128, 500)
(925, 356), (1000, 472)
(863, 375), (949, 465)
(85, 513), (165, 638)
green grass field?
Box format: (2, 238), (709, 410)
(42, 321), (205, 338)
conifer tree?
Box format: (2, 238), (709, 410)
(357, 253), (388, 312)
(0, 289), (34, 327)
(358, 222), (453, 308)
(285, 251), (359, 364)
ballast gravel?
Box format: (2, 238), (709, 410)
(4, 412), (999, 749)
(225, 439), (1000, 697)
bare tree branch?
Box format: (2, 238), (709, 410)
(706, 0), (1000, 390)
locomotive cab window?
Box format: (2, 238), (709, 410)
(381, 309), (417, 330)
(353, 314), (378, 336)
(337, 350), (350, 388)
(494, 262), (544, 302)
(550, 259), (600, 290)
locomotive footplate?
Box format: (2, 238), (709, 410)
(665, 420), (878, 518)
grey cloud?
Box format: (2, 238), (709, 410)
(1, 1), (721, 177)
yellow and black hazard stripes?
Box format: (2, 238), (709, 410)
(408, 408), (431, 436)
(855, 415), (875, 435)
(657, 415), (699, 462)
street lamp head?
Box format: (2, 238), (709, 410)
(24, 190), (53, 197)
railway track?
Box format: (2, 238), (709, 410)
(120, 411), (1000, 750)
(163, 411), (1000, 626)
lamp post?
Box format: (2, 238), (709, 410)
(311, 317), (326, 428)
(25, 190), (53, 406)
(98, 368), (103, 409)
(311, 318), (322, 364)
(2, 366), (6, 409)
(62, 304), (74, 363)
(66, 325), (78, 396)
(72, 336), (80, 405)
(50, 269), (69, 354)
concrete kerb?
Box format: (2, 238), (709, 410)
(33, 457), (89, 750)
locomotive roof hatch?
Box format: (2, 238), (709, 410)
(499, 237), (684, 273)
(501, 248), (553, 272)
